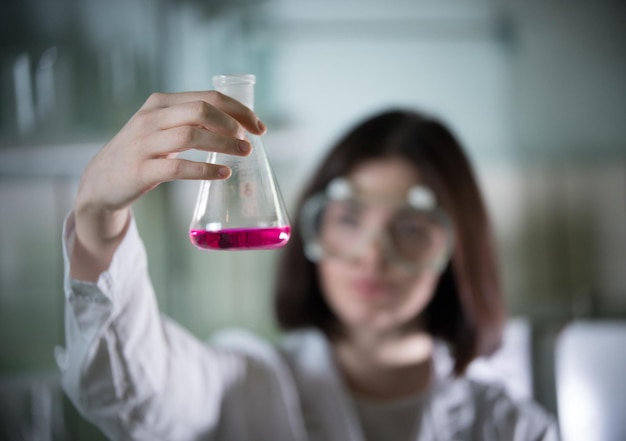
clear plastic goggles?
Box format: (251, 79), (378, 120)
(300, 178), (454, 273)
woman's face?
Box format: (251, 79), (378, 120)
(317, 157), (441, 335)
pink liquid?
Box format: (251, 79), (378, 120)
(190, 226), (291, 250)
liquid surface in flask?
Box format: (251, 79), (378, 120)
(190, 226), (291, 250)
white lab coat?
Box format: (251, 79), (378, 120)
(56, 213), (559, 441)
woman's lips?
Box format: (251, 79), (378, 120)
(350, 278), (392, 299)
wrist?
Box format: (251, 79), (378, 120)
(70, 205), (130, 281)
(74, 201), (130, 247)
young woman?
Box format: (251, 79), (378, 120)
(58, 91), (559, 440)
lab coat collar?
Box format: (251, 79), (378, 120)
(280, 328), (364, 441)
(280, 329), (476, 441)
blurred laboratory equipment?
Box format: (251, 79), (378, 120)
(555, 320), (626, 441)
(0, 373), (68, 441)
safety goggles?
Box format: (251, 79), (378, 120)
(300, 178), (454, 273)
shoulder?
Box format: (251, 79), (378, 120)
(207, 329), (312, 437)
(209, 327), (322, 357)
(431, 376), (560, 441)
(431, 341), (559, 440)
(470, 379), (558, 438)
(208, 327), (326, 375)
(210, 327), (278, 361)
(430, 340), (559, 440)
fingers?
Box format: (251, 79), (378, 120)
(141, 91), (265, 135)
(144, 126), (252, 158)
(143, 158), (232, 185)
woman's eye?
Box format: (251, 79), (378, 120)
(394, 223), (427, 239)
(397, 225), (418, 235)
(336, 213), (360, 227)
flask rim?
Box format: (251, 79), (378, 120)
(212, 74), (256, 87)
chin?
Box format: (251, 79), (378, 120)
(343, 308), (414, 334)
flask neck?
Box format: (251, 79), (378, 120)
(212, 74), (255, 111)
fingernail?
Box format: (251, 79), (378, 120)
(257, 119), (266, 133)
(218, 166), (231, 178)
(238, 139), (252, 155)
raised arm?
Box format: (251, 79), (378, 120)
(58, 91), (266, 440)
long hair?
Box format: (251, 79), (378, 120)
(274, 109), (505, 375)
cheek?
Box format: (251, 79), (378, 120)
(317, 260), (366, 326)
(317, 261), (347, 309)
(398, 272), (440, 318)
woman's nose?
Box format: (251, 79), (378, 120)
(356, 234), (389, 270)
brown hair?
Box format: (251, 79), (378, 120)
(274, 109), (505, 375)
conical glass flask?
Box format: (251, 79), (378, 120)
(189, 74), (291, 250)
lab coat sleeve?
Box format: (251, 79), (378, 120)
(55, 211), (243, 441)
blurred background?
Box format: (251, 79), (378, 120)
(1, 0), (625, 439)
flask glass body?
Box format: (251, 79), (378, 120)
(189, 74), (291, 250)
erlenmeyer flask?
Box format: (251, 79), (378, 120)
(189, 74), (291, 250)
